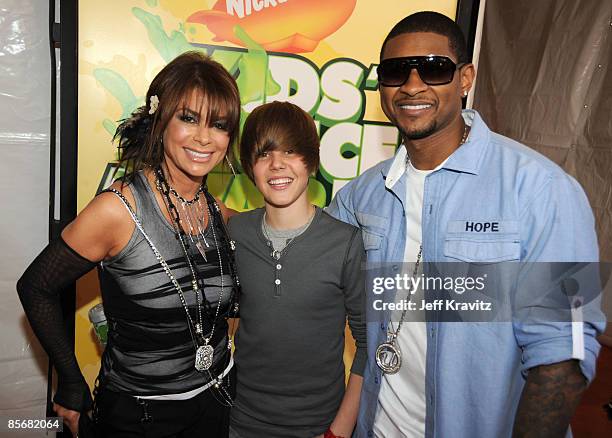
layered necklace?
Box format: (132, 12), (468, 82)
(153, 167), (227, 373)
(159, 177), (211, 262)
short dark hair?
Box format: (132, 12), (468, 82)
(115, 51), (240, 179)
(240, 101), (320, 181)
(380, 11), (468, 63)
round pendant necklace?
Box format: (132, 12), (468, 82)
(379, 126), (468, 373)
(375, 245), (422, 374)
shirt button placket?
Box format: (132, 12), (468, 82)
(274, 264), (282, 296)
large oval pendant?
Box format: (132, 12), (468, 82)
(195, 344), (214, 371)
(375, 342), (402, 374)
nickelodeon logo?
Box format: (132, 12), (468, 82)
(226, 0), (289, 19)
(187, 0), (356, 53)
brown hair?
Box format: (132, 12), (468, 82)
(240, 101), (320, 181)
(114, 51), (240, 179)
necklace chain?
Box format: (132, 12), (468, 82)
(170, 185), (204, 206)
(387, 125), (466, 340)
(154, 167), (226, 345)
(153, 166), (205, 206)
(156, 167), (236, 405)
(375, 245), (423, 374)
(105, 187), (208, 339)
(387, 245), (423, 341)
(261, 207), (316, 260)
(405, 123), (470, 167)
(105, 169), (238, 404)
(168, 182), (205, 206)
(179, 197), (211, 260)
(459, 122), (470, 145)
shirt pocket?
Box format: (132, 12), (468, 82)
(355, 212), (387, 251)
(444, 236), (520, 263)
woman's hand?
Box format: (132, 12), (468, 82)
(53, 403), (80, 437)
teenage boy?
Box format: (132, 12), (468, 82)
(228, 101), (366, 438)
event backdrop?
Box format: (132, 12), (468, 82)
(76, 0), (458, 387)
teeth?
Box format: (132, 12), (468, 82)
(186, 149), (211, 159)
(400, 104), (432, 110)
(269, 178), (293, 186)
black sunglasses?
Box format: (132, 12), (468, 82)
(377, 55), (464, 87)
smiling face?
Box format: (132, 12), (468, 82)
(379, 31), (473, 141)
(252, 149), (311, 209)
(162, 91), (230, 183)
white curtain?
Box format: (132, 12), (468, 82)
(0, 1), (52, 434)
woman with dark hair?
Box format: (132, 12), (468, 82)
(16, 51), (240, 437)
(228, 101), (366, 438)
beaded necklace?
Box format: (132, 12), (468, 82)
(154, 167), (225, 372)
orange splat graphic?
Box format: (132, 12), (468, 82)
(187, 0), (357, 53)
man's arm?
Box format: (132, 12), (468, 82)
(513, 174), (604, 437)
(513, 359), (586, 437)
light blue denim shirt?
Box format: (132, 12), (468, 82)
(327, 110), (605, 438)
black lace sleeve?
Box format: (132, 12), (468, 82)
(16, 237), (97, 412)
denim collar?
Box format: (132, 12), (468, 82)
(383, 109), (491, 189)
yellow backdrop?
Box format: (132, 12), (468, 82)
(76, 0), (458, 389)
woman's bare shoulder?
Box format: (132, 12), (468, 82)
(61, 181), (137, 260)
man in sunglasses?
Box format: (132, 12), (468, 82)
(328, 10), (603, 438)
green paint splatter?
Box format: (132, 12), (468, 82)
(307, 178), (327, 207)
(93, 68), (143, 136)
(210, 26), (282, 179)
(93, 68), (141, 118)
(211, 174), (265, 210)
(210, 50), (242, 74)
(132, 7), (192, 62)
(234, 26), (280, 104)
(102, 119), (117, 137)
(145, 0), (158, 7)
(94, 11), (315, 210)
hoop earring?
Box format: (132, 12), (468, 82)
(225, 156), (236, 176)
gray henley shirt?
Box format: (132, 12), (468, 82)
(228, 207), (367, 437)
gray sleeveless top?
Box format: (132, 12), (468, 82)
(97, 172), (234, 395)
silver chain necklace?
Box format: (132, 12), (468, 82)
(261, 213), (288, 260)
(375, 245), (422, 374)
(107, 188), (225, 372)
(174, 208), (226, 372)
(405, 123), (469, 168)
(378, 126), (469, 373)
(261, 208), (315, 260)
